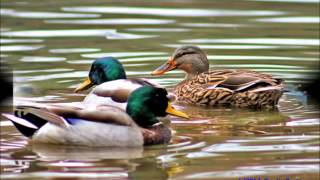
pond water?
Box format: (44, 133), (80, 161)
(0, 0), (319, 179)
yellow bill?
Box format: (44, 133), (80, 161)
(74, 77), (94, 93)
(166, 102), (189, 119)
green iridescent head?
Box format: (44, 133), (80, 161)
(75, 57), (126, 92)
(126, 86), (189, 128)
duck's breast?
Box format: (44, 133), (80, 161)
(32, 120), (144, 147)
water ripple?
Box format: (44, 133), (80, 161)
(2, 29), (154, 40)
(185, 152), (220, 159)
(184, 164), (319, 179)
(184, 169), (263, 179)
(81, 52), (167, 58)
(164, 44), (303, 50)
(62, 6), (285, 17)
(1, 29), (115, 37)
(169, 142), (206, 152)
(239, 164), (319, 174)
(13, 68), (72, 74)
(227, 135), (319, 143)
(20, 56), (66, 62)
(215, 64), (302, 69)
(207, 55), (318, 61)
(1, 172), (128, 179)
(0, 38), (44, 44)
(0, 45), (44, 52)
(203, 142), (319, 153)
(249, 0), (319, 3)
(46, 18), (175, 25)
(157, 153), (185, 163)
(1, 1), (319, 179)
(105, 32), (158, 40)
(181, 38), (320, 46)
(286, 118), (320, 127)
(15, 71), (87, 82)
(0, 8), (100, 18)
(256, 17), (320, 23)
(127, 28), (189, 32)
(181, 23), (245, 28)
(0, 121), (13, 127)
(120, 56), (168, 62)
(49, 48), (100, 54)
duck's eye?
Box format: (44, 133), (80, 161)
(175, 53), (184, 59)
(175, 51), (194, 59)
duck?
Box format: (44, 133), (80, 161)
(74, 56), (168, 110)
(2, 86), (189, 147)
(151, 46), (284, 108)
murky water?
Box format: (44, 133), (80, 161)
(1, 0), (319, 179)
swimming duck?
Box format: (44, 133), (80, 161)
(2, 86), (189, 147)
(74, 57), (164, 109)
(151, 46), (284, 108)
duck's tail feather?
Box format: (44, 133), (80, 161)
(2, 110), (45, 137)
(2, 106), (69, 137)
(16, 106), (69, 128)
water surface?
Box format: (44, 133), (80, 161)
(0, 0), (319, 179)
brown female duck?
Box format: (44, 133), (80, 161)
(152, 46), (284, 108)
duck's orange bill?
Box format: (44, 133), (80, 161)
(74, 77), (94, 93)
(166, 102), (189, 119)
(151, 57), (177, 75)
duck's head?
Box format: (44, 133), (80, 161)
(151, 46), (209, 79)
(75, 57), (126, 92)
(126, 86), (189, 128)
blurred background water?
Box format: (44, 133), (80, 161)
(0, 0), (319, 179)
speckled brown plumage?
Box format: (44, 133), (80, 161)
(152, 46), (284, 109)
(174, 69), (283, 108)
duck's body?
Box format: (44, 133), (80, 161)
(32, 116), (144, 147)
(3, 86), (188, 147)
(32, 116), (170, 146)
(152, 46), (284, 108)
(174, 69), (283, 108)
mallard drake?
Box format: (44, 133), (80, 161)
(2, 86), (189, 147)
(74, 57), (165, 109)
(151, 46), (284, 108)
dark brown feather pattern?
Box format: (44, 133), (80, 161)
(174, 69), (283, 108)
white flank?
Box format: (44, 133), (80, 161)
(33, 120), (144, 147)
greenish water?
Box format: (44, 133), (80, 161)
(0, 0), (319, 179)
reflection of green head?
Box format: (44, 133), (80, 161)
(89, 57), (127, 85)
(126, 86), (169, 128)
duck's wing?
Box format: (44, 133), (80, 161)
(194, 70), (283, 92)
(46, 105), (134, 126)
(2, 104), (135, 137)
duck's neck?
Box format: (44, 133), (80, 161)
(185, 73), (196, 81)
(184, 59), (209, 81)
